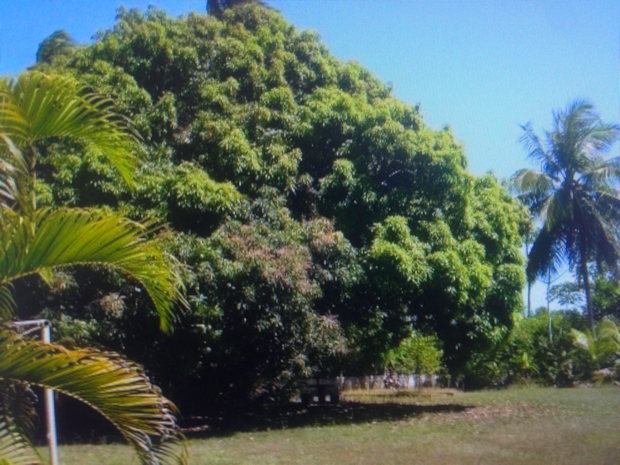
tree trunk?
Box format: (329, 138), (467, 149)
(527, 281), (531, 318)
(577, 228), (595, 332)
(525, 235), (532, 317)
(545, 269), (552, 342)
(581, 259), (594, 332)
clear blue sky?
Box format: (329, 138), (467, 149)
(1, 0), (618, 311)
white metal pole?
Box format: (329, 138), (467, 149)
(41, 323), (61, 465)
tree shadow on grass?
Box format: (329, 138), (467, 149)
(52, 392), (473, 444)
(185, 400), (473, 438)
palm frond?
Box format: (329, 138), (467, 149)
(0, 381), (40, 465)
(519, 123), (559, 177)
(540, 188), (571, 229)
(571, 319), (620, 367)
(559, 100), (596, 162)
(0, 72), (140, 188)
(0, 416), (40, 465)
(0, 135), (30, 213)
(582, 122), (620, 154)
(574, 192), (620, 268)
(581, 156), (620, 190)
(0, 383), (36, 440)
(0, 285), (15, 321)
(597, 319), (620, 346)
(570, 327), (591, 353)
(0, 329), (187, 465)
(526, 223), (564, 282)
(555, 100), (619, 173)
(0, 209), (183, 332)
(595, 191), (620, 225)
(510, 168), (553, 213)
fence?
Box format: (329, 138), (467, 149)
(335, 374), (442, 391)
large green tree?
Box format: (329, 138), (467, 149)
(0, 72), (186, 465)
(32, 4), (527, 402)
(513, 101), (620, 330)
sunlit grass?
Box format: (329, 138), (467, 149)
(51, 386), (620, 465)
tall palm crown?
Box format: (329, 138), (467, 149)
(0, 72), (186, 465)
(513, 100), (620, 329)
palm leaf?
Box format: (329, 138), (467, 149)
(0, 381), (40, 465)
(0, 415), (39, 465)
(0, 383), (36, 440)
(582, 156), (620, 190)
(510, 168), (553, 214)
(570, 327), (591, 353)
(519, 123), (559, 178)
(597, 319), (620, 346)
(0, 329), (187, 465)
(0, 285), (15, 322)
(0, 136), (29, 213)
(0, 209), (183, 332)
(574, 192), (620, 268)
(0, 72), (139, 188)
(595, 191), (620, 227)
(526, 222), (564, 282)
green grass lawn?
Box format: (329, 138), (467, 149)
(49, 386), (620, 465)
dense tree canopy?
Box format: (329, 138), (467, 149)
(32, 5), (527, 408)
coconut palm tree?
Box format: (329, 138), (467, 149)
(0, 72), (186, 465)
(512, 100), (620, 330)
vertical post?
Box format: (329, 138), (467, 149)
(546, 270), (553, 343)
(42, 324), (60, 465)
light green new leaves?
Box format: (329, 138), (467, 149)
(367, 216), (430, 293)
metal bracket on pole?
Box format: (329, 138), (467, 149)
(12, 319), (61, 465)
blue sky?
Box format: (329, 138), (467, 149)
(1, 0), (618, 311)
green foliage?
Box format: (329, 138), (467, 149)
(208, 0), (269, 18)
(384, 333), (442, 374)
(507, 311), (583, 386)
(592, 274), (620, 320)
(571, 318), (620, 375)
(33, 4), (528, 403)
(368, 216), (430, 293)
(36, 30), (77, 65)
(463, 311), (581, 388)
(466, 310), (618, 387)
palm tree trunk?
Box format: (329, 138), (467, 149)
(525, 236), (532, 317)
(545, 269), (552, 342)
(581, 259), (594, 332)
(577, 229), (595, 332)
(527, 281), (531, 318)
